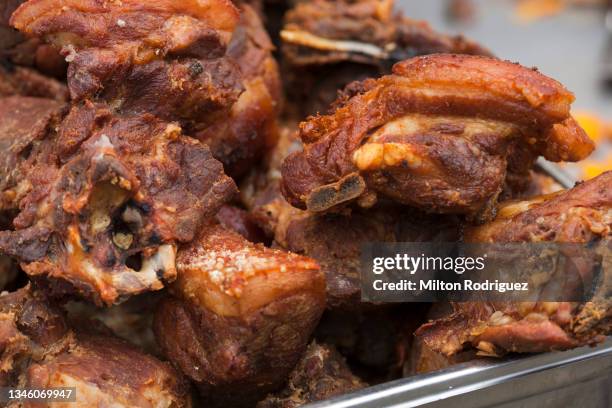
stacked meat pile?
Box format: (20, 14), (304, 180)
(0, 0), (609, 406)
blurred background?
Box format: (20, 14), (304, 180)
(398, 0), (612, 180)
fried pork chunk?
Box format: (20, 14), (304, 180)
(280, 0), (491, 117)
(195, 4), (281, 179)
(241, 124), (461, 308)
(10, 0), (282, 180)
(0, 286), (191, 407)
(281, 55), (594, 220)
(257, 342), (367, 408)
(154, 224), (326, 407)
(2, 0), (244, 304)
(416, 171), (612, 357)
(242, 126), (460, 309)
(0, 0), (68, 100)
(10, 0), (244, 124)
(0, 97), (236, 305)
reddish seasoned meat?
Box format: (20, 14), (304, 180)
(405, 303), (477, 375)
(2, 0), (246, 304)
(0, 97), (236, 305)
(65, 292), (164, 357)
(195, 4), (282, 178)
(243, 124), (460, 309)
(0, 0), (68, 100)
(11, 0), (244, 125)
(281, 55), (593, 221)
(154, 223), (326, 407)
(280, 0), (491, 117)
(0, 65), (68, 100)
(0, 286), (191, 406)
(216, 204), (269, 244)
(256, 342), (367, 408)
(417, 172), (612, 356)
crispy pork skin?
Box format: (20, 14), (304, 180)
(417, 172), (612, 356)
(154, 224), (325, 407)
(0, 285), (191, 407)
(281, 55), (593, 220)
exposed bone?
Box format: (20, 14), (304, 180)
(281, 28), (389, 59)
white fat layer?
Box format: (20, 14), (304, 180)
(369, 114), (516, 143)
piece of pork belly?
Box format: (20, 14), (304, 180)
(417, 171), (612, 356)
(242, 123), (460, 309)
(0, 285), (191, 407)
(281, 55), (593, 221)
(154, 223), (325, 407)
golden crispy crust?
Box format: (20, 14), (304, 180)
(174, 223), (323, 316)
(11, 0), (239, 45)
(281, 55), (593, 218)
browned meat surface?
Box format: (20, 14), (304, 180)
(216, 204), (269, 244)
(10, 1), (283, 181)
(0, 97), (236, 305)
(277, 205), (461, 309)
(315, 305), (428, 382)
(0, 65), (68, 100)
(242, 124), (460, 309)
(509, 170), (564, 200)
(281, 55), (593, 221)
(153, 223), (326, 407)
(1, 0), (247, 305)
(405, 304), (477, 375)
(195, 4), (282, 179)
(280, 0), (491, 117)
(417, 172), (612, 356)
(257, 342), (367, 408)
(407, 336), (477, 375)
(0, 0), (68, 100)
(11, 0), (244, 125)
(65, 292), (164, 356)
(0, 285), (191, 406)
